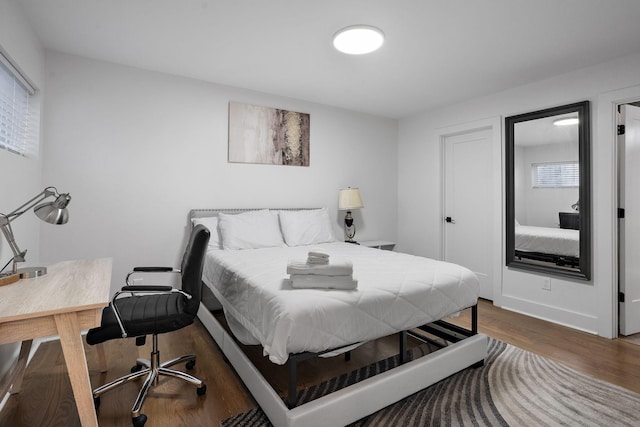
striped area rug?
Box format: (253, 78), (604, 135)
(221, 338), (640, 426)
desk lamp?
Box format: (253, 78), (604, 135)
(338, 187), (364, 244)
(0, 186), (71, 285)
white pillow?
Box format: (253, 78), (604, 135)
(279, 208), (336, 246)
(191, 217), (223, 250)
(218, 210), (285, 250)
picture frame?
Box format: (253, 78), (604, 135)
(228, 101), (310, 166)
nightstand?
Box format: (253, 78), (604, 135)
(359, 240), (396, 251)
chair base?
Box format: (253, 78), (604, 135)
(93, 334), (206, 425)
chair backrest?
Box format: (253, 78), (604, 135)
(180, 224), (210, 315)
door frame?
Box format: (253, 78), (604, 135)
(437, 116), (502, 305)
(618, 103), (640, 335)
(598, 85), (640, 338)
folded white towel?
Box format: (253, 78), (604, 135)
(308, 249), (330, 259)
(287, 257), (353, 276)
(307, 248), (330, 264)
(289, 274), (357, 290)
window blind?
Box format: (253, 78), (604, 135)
(0, 49), (38, 157)
(531, 161), (579, 188)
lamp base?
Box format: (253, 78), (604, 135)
(17, 266), (48, 279)
(0, 272), (20, 286)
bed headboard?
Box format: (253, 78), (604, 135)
(188, 208), (321, 226)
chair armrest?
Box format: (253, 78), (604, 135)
(126, 267), (180, 286)
(117, 286), (190, 298)
(122, 285), (173, 292)
(133, 266), (174, 272)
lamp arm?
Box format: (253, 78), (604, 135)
(0, 220), (26, 261)
(3, 187), (57, 223)
(0, 187), (60, 266)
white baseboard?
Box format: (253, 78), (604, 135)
(500, 294), (599, 335)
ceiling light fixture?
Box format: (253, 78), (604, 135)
(333, 25), (384, 55)
(553, 117), (579, 126)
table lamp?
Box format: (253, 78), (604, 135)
(0, 186), (71, 285)
(338, 187), (364, 244)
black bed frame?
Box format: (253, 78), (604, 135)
(282, 304), (479, 408)
(515, 249), (579, 268)
(203, 281), (480, 409)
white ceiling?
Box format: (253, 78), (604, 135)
(16, 0), (640, 118)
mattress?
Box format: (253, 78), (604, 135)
(202, 242), (479, 364)
(515, 225), (579, 257)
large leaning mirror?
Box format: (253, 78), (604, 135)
(506, 101), (591, 280)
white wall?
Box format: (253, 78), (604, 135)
(398, 52), (640, 338)
(0, 0), (45, 398)
(40, 52), (398, 294)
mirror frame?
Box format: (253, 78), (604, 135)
(505, 101), (591, 280)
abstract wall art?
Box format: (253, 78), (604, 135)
(228, 101), (310, 166)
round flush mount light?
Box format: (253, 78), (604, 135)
(553, 117), (579, 126)
(333, 25), (385, 55)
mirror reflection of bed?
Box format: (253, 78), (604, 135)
(514, 219), (579, 268)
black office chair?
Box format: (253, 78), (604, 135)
(86, 225), (210, 427)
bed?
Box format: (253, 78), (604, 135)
(515, 224), (579, 267)
(190, 208), (487, 427)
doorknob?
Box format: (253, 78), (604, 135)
(445, 217), (455, 223)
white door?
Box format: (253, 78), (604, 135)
(619, 104), (640, 335)
(443, 128), (494, 299)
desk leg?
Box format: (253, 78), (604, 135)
(0, 340), (32, 397)
(10, 340), (33, 394)
(55, 312), (98, 427)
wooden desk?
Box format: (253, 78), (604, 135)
(0, 258), (112, 427)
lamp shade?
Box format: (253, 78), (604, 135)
(338, 188), (364, 210)
(34, 193), (71, 224)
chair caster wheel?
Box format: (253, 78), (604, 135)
(186, 360), (196, 370)
(132, 414), (147, 427)
(197, 384), (207, 396)
(131, 364), (143, 373)
(93, 396), (100, 409)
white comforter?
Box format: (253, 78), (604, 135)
(515, 225), (579, 257)
(202, 242), (479, 364)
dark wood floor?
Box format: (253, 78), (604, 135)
(2, 299), (640, 426)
